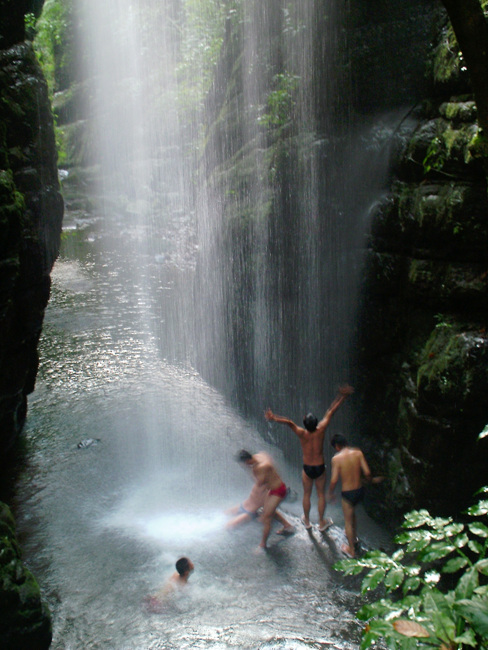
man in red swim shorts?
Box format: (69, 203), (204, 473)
(236, 449), (294, 550)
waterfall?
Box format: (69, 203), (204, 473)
(76, 0), (414, 465)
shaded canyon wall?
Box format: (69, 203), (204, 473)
(0, 0), (63, 646)
(354, 8), (488, 521)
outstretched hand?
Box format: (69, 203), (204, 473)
(264, 408), (275, 422)
(339, 384), (354, 396)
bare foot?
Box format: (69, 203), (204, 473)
(301, 515), (312, 530)
(318, 518), (333, 533)
(341, 543), (354, 558)
(276, 526), (295, 536)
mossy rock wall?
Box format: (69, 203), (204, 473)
(0, 502), (52, 649)
(0, 1), (61, 646)
(355, 12), (488, 521)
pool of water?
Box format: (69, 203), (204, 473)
(13, 213), (387, 649)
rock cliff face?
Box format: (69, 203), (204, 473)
(0, 3), (63, 456)
(0, 0), (62, 646)
(354, 13), (488, 520)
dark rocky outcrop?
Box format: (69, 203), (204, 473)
(0, 42), (63, 453)
(0, 502), (52, 649)
(354, 12), (488, 521)
(0, 0), (63, 646)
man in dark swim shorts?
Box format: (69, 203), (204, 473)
(265, 385), (353, 532)
(341, 486), (365, 506)
(327, 434), (372, 558)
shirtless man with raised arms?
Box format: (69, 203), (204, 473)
(327, 434), (372, 557)
(264, 384), (353, 531)
(236, 450), (294, 549)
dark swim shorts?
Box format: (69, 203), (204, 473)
(303, 464), (325, 480)
(341, 487), (365, 506)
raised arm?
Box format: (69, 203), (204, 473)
(265, 408), (302, 436)
(317, 384), (354, 432)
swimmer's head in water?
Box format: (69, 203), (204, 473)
(303, 413), (318, 432)
(176, 557), (193, 575)
(236, 449), (253, 464)
(331, 433), (347, 449)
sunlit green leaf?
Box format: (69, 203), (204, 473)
(424, 571), (441, 585)
(478, 424), (488, 440)
(442, 557), (469, 573)
(385, 568), (405, 591)
(468, 522), (488, 538)
(403, 576), (422, 594)
(403, 510), (433, 528)
(359, 629), (380, 650)
(443, 522), (464, 537)
(406, 537), (432, 553)
(454, 628), (478, 647)
(396, 530), (425, 544)
(420, 543), (455, 562)
(466, 500), (488, 517)
(455, 597), (488, 637)
(357, 599), (397, 621)
(455, 567), (479, 600)
(368, 619), (396, 635)
(468, 539), (483, 555)
(362, 567), (386, 593)
(453, 533), (469, 549)
(475, 559), (488, 576)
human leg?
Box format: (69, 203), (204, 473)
(259, 493), (282, 548)
(274, 509), (294, 534)
(226, 512), (252, 529)
(316, 472), (332, 531)
(301, 470), (313, 527)
(341, 498), (356, 557)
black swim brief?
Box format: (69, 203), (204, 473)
(341, 487), (365, 506)
(303, 464), (325, 480)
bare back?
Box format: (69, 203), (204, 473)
(252, 452), (283, 491)
(297, 428), (326, 466)
(330, 447), (370, 491)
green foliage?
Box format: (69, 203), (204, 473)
(33, 0), (72, 96)
(258, 72), (300, 129)
(335, 488), (488, 649)
(24, 13), (37, 40)
(423, 137), (446, 175)
(175, 0), (237, 118)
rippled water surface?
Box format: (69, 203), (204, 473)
(13, 213), (387, 649)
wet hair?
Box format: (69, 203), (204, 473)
(303, 413), (318, 432)
(236, 449), (253, 463)
(175, 557), (191, 575)
(331, 433), (348, 448)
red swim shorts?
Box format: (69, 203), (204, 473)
(269, 482), (287, 499)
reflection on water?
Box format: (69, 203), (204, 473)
(13, 215), (382, 649)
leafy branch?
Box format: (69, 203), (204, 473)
(335, 487), (488, 649)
